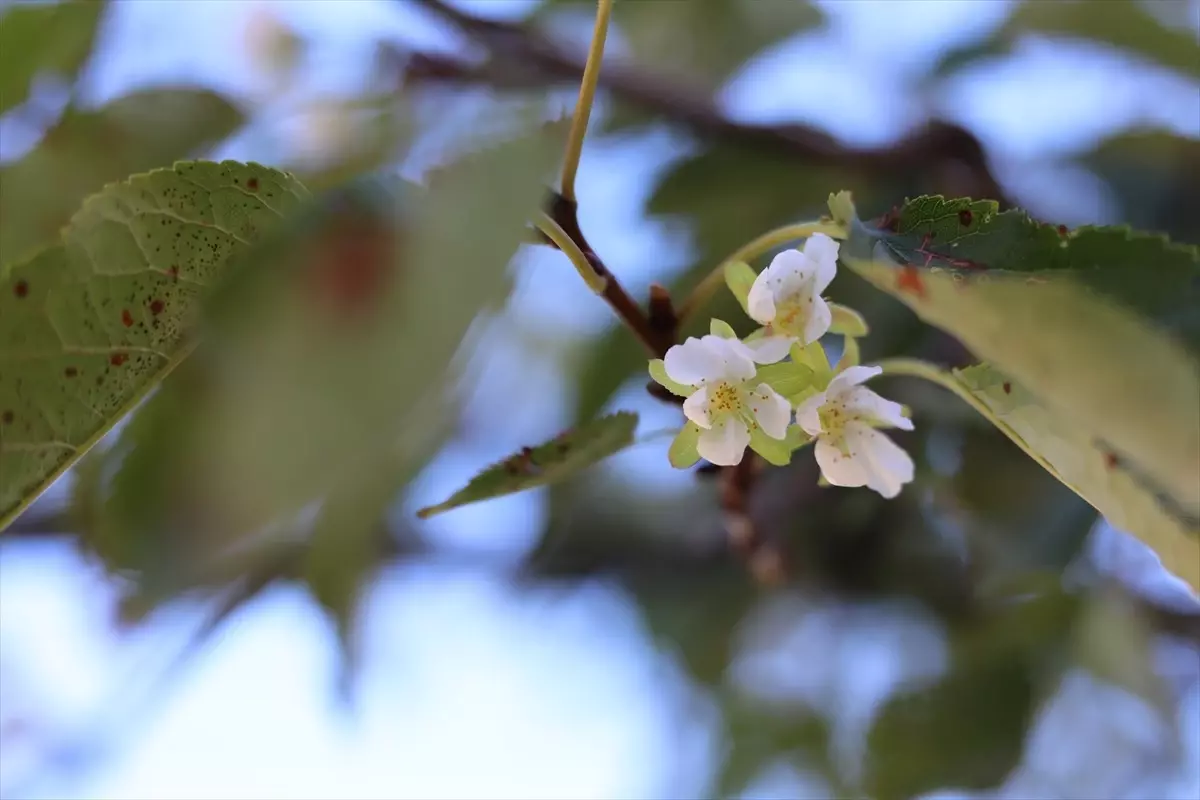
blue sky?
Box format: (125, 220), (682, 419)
(1, 1), (1198, 798)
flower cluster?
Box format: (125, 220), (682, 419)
(650, 234), (915, 498)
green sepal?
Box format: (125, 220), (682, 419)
(724, 260), (757, 316)
(785, 425), (814, 451)
(837, 336), (861, 372)
(710, 318), (738, 339)
(829, 302), (869, 337)
(648, 359), (692, 397)
(791, 340), (833, 385)
(827, 190), (856, 228)
(749, 427), (792, 466)
(668, 421), (703, 468)
(756, 360), (816, 398)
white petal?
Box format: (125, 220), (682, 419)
(772, 249), (817, 297)
(842, 386), (913, 430)
(750, 383), (791, 440)
(803, 234), (840, 293)
(664, 337), (725, 386)
(795, 390), (827, 436)
(800, 295), (832, 345)
(844, 421), (914, 498)
(745, 334), (794, 364)
(702, 334), (757, 381)
(683, 385), (712, 429)
(827, 364), (883, 396)
(698, 418), (751, 466)
(814, 435), (868, 487)
(747, 269), (777, 325)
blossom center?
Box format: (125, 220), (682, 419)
(817, 395), (858, 440)
(708, 380), (742, 417)
(774, 291), (812, 331)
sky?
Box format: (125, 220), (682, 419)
(1, 1), (1199, 799)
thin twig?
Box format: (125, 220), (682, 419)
(559, 0), (612, 202)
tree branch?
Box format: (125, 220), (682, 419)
(404, 0), (1011, 206)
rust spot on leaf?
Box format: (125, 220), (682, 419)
(1104, 451), (1118, 470)
(896, 265), (927, 298)
(149, 299), (164, 315)
(1057, 224), (1069, 237)
(1, 410), (12, 424)
(121, 309), (134, 327)
(168, 265), (179, 281)
(65, 367), (78, 378)
(958, 209), (973, 227)
(110, 353), (128, 366)
(307, 219), (397, 320)
(1002, 382), (1011, 394)
(14, 280), (29, 298)
(247, 177), (259, 191)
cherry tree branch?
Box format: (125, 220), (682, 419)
(404, 0), (1011, 207)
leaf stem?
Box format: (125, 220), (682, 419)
(873, 357), (1068, 486)
(559, 0), (613, 202)
(534, 212), (607, 294)
(677, 219), (846, 325)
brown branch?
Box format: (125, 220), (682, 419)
(404, 0), (1011, 207)
(545, 192), (675, 357)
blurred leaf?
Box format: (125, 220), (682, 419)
(954, 363), (1199, 590)
(865, 590), (1079, 800)
(417, 411), (638, 518)
(0, 160), (309, 531)
(925, 0), (1200, 84)
(187, 120), (565, 533)
(923, 35), (1014, 84)
(305, 431), (444, 689)
(539, 0), (823, 90)
(1003, 0), (1200, 78)
(1079, 129), (1200, 244)
(839, 194), (1200, 525)
(0, 0), (106, 116)
(1071, 588), (1169, 712)
(717, 698), (831, 799)
(0, 88), (245, 265)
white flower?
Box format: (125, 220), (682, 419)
(663, 335), (792, 467)
(795, 365), (915, 498)
(745, 233), (840, 362)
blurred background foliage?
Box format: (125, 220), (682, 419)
(1, 1), (1198, 798)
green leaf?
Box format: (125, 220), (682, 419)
(0, 160), (309, 531)
(1, 89), (246, 266)
(839, 193), (1200, 522)
(953, 363), (1199, 590)
(724, 260), (756, 315)
(417, 412), (639, 518)
(0, 0), (106, 116)
(649, 358), (691, 397)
